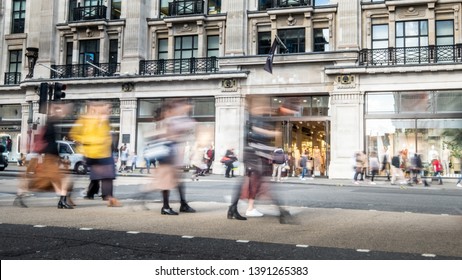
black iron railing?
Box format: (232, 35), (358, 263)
(73, 4), (107, 21)
(139, 57), (218, 75)
(359, 45), (462, 66)
(4, 72), (21, 85)
(50, 63), (120, 78)
(168, 0), (204, 16)
(259, 0), (311, 10)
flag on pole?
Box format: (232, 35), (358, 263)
(263, 37), (278, 74)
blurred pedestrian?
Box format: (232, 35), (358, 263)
(299, 152), (308, 180)
(227, 102), (292, 223)
(14, 103), (74, 209)
(391, 150), (407, 185)
(380, 146), (391, 181)
(119, 143), (129, 172)
(431, 157), (444, 185)
(223, 148), (238, 178)
(353, 151), (366, 184)
(143, 99), (196, 215)
(271, 147), (286, 182)
(369, 151), (380, 184)
(205, 145), (214, 174)
(70, 101), (121, 207)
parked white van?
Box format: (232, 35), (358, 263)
(25, 140), (87, 174)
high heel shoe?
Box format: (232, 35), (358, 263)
(107, 197), (122, 207)
(57, 196), (73, 209)
(227, 205), (246, 220)
(161, 207), (178, 215)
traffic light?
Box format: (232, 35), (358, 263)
(53, 82), (66, 101)
(39, 82), (49, 114)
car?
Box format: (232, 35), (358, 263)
(0, 144), (8, 171)
(25, 140), (87, 174)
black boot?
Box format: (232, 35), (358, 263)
(279, 208), (294, 224)
(58, 196), (73, 209)
(13, 195), (27, 208)
(227, 205), (246, 220)
(180, 203), (196, 213)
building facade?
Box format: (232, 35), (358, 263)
(0, 0), (461, 178)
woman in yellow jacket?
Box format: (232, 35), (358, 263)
(70, 102), (120, 207)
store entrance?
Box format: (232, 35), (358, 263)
(273, 119), (330, 177)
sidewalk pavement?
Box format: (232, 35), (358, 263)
(2, 163), (461, 190)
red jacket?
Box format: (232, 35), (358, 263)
(432, 159), (443, 172)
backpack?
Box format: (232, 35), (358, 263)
(273, 150), (285, 164)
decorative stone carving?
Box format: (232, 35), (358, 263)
(287, 14), (297, 26)
(397, 6), (426, 19)
(334, 75), (357, 89)
(122, 82), (135, 92)
(221, 79), (238, 92)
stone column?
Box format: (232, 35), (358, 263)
(223, 0), (246, 55)
(213, 94), (246, 175)
(119, 98), (137, 155)
(328, 91), (364, 179)
(335, 0), (360, 50)
(121, 0), (147, 74)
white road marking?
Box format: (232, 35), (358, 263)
(296, 244), (309, 248)
(236, 240), (250, 243)
(182, 235), (194, 239)
(33, 225), (47, 228)
(127, 231), (140, 234)
(356, 249), (371, 253)
(79, 227), (93, 231)
(422, 253), (437, 258)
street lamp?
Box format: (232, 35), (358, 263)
(25, 47), (39, 79)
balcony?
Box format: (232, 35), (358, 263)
(72, 4), (107, 21)
(359, 45), (462, 66)
(4, 72), (21, 85)
(50, 63), (120, 79)
(259, 0), (311, 10)
(168, 0), (205, 16)
(139, 57), (218, 76)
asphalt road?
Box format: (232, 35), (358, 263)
(0, 171), (461, 260)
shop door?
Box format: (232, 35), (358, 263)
(277, 119), (330, 177)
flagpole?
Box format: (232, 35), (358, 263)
(275, 34), (289, 53)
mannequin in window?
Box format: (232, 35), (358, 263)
(313, 145), (321, 176)
(442, 145), (451, 175)
(428, 145), (438, 163)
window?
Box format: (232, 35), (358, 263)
(259, 0), (273, 10)
(396, 20), (428, 64)
(258, 32), (271, 55)
(436, 20), (454, 46)
(109, 39), (118, 73)
(207, 35), (219, 57)
(5, 50), (22, 85)
(436, 91), (462, 113)
(66, 42), (73, 65)
(372, 24), (388, 49)
(435, 20), (454, 63)
(12, 0), (26, 33)
(111, 0), (122, 19)
(314, 0), (330, 6)
(160, 0), (170, 17)
(174, 36), (198, 60)
(109, 39), (118, 64)
(79, 40), (100, 64)
(79, 40), (100, 76)
(208, 0), (221, 14)
(158, 39), (168, 60)
(313, 28), (329, 52)
(278, 29), (305, 53)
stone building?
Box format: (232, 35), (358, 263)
(1, 0), (461, 178)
